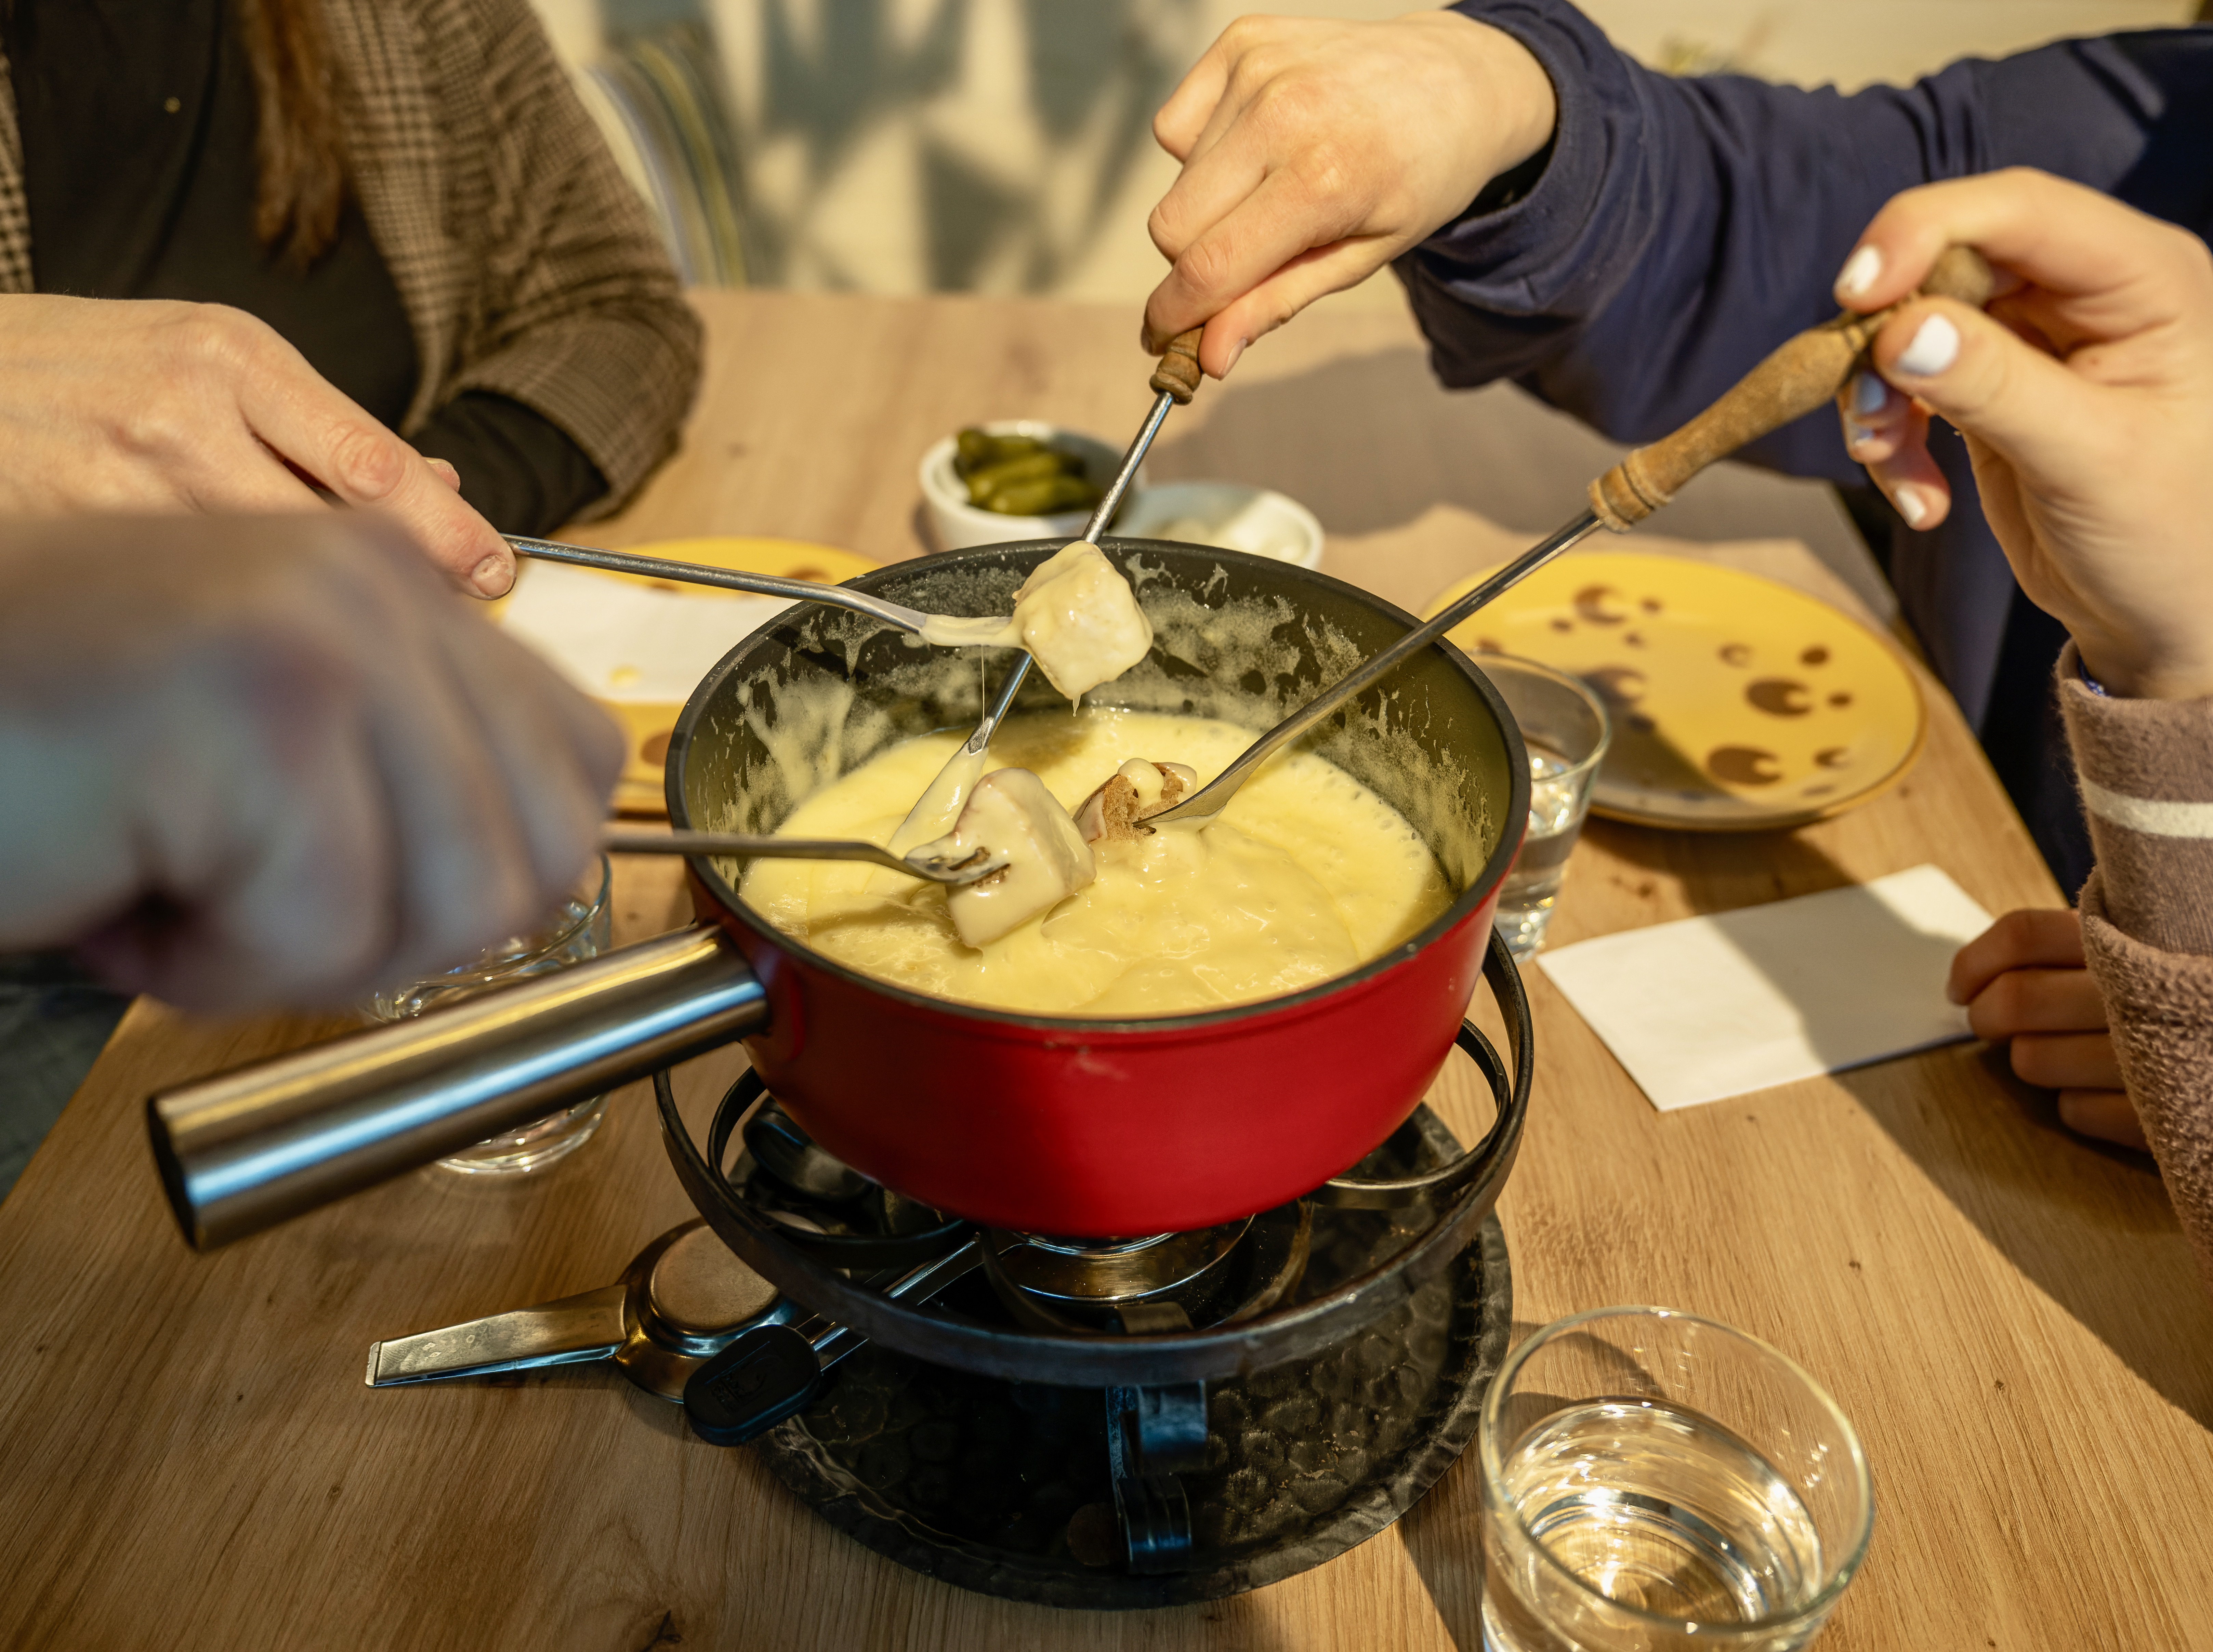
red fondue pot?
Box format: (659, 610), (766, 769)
(666, 540), (1528, 1234)
(149, 541), (1528, 1246)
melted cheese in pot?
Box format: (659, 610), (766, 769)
(738, 709), (1453, 1016)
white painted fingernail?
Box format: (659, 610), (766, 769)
(1894, 485), (1931, 529)
(1895, 314), (1960, 378)
(1835, 245), (1882, 301)
(1849, 371), (1888, 418)
(472, 554), (514, 596)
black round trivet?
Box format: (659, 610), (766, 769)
(745, 1214), (1510, 1609)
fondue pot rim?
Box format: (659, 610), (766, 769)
(664, 538), (1532, 1035)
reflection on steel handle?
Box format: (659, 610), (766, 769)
(366, 1284), (630, 1386)
(148, 926), (767, 1251)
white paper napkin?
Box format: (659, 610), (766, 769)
(500, 560), (797, 703)
(1534, 864), (1994, 1111)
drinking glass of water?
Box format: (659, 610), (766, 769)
(368, 854), (615, 1176)
(1480, 1307), (1873, 1652)
(1479, 655), (1610, 959)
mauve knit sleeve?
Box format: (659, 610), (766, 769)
(2055, 646), (2213, 1295)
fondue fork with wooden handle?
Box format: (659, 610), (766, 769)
(968, 325), (1208, 715)
(1150, 248), (1997, 829)
(892, 332), (1209, 807)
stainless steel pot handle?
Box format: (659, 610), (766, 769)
(147, 925), (767, 1250)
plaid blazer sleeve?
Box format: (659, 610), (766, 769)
(0, 45), (31, 293)
(332, 0), (704, 515)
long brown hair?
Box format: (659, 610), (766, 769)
(237, 0), (347, 266)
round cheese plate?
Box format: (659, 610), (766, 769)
(1422, 551), (1925, 831)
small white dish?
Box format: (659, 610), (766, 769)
(918, 421), (1137, 552)
(1112, 481), (1325, 570)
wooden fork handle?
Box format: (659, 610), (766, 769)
(1589, 245), (1997, 531)
(1149, 327), (1205, 404)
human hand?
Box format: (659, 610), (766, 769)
(0, 295), (517, 596)
(1832, 170), (2213, 699)
(1948, 907), (2143, 1150)
(1142, 11), (1555, 378)
(0, 513), (623, 1014)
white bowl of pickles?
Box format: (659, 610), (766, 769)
(919, 421), (1142, 552)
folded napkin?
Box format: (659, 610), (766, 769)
(500, 560), (796, 703)
(1535, 864), (1994, 1111)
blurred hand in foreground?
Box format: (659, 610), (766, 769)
(1948, 907), (2143, 1150)
(1834, 169), (2213, 700)
(1142, 12), (1555, 378)
(0, 513), (622, 1014)
(0, 295), (516, 596)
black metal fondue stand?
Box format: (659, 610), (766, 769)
(365, 938), (1529, 1609)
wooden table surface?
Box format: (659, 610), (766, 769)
(3, 289), (2210, 1651)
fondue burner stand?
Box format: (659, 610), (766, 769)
(656, 939), (1530, 1610)
(371, 939), (1528, 1611)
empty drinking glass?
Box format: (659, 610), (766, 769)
(1479, 655), (1610, 959)
(367, 854), (615, 1176)
(1481, 1307), (1874, 1652)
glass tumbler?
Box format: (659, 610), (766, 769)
(367, 854), (615, 1176)
(1479, 654), (1610, 959)
(1481, 1308), (1874, 1652)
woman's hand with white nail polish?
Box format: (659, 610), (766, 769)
(1835, 170), (2213, 699)
(0, 294), (515, 597)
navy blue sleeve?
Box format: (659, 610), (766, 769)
(1397, 5), (2213, 484)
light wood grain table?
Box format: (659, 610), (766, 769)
(2, 290), (2209, 1652)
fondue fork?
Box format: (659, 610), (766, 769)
(868, 322), (1207, 728)
(1076, 325), (1206, 549)
(508, 329), (1202, 668)
(1148, 250), (1997, 829)
(504, 535), (1016, 647)
(888, 645), (1040, 851)
(602, 828), (1007, 886)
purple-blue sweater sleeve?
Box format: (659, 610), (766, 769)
(1397, 5), (2213, 483)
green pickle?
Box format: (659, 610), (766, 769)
(953, 426), (1105, 516)
(985, 474), (1098, 516)
(968, 450), (1076, 493)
